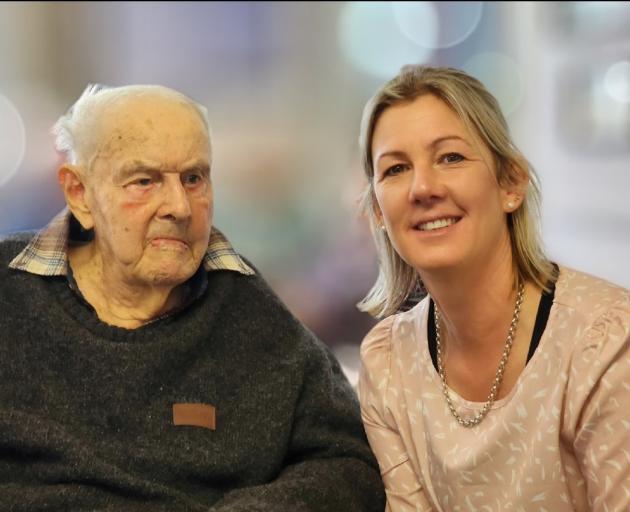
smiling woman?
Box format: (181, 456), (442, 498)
(356, 65), (630, 511)
(371, 94), (517, 282)
(358, 67), (553, 318)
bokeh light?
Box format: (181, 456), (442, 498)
(339, 1), (434, 78)
(572, 1), (630, 34)
(604, 60), (630, 103)
(393, 1), (483, 49)
(463, 52), (524, 115)
(0, 93), (26, 187)
(391, 2), (438, 49)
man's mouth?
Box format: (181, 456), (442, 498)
(150, 237), (188, 249)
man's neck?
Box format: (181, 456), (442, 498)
(67, 243), (186, 329)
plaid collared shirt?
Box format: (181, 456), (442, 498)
(8, 207), (255, 277)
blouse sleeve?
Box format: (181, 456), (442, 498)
(566, 295), (630, 511)
(358, 316), (434, 512)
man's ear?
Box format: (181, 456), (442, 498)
(58, 164), (94, 230)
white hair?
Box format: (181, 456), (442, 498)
(52, 83), (211, 166)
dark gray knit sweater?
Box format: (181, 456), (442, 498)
(0, 234), (385, 511)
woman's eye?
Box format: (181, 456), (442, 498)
(384, 164), (406, 177)
(441, 153), (464, 164)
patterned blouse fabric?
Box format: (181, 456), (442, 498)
(358, 266), (630, 511)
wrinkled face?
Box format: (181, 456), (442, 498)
(371, 94), (514, 277)
(83, 95), (213, 289)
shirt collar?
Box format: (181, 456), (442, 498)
(8, 207), (255, 277)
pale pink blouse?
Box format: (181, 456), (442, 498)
(359, 267), (630, 511)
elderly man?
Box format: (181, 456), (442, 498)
(0, 84), (385, 511)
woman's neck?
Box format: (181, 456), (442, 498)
(421, 252), (543, 401)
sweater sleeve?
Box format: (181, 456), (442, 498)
(565, 295), (630, 511)
(209, 329), (386, 512)
(358, 316), (434, 512)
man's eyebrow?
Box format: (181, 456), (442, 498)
(113, 162), (160, 182)
(118, 161), (160, 175)
(115, 161), (210, 179)
(184, 161), (210, 174)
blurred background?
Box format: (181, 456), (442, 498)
(1, 1), (629, 385)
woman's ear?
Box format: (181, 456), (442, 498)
(501, 158), (529, 213)
(58, 164), (94, 230)
(371, 191), (386, 230)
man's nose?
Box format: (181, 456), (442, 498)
(158, 178), (192, 220)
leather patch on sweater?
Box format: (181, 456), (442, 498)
(173, 403), (216, 430)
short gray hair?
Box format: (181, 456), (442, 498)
(52, 83), (211, 166)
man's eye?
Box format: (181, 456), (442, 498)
(131, 177), (153, 187)
(183, 174), (202, 186)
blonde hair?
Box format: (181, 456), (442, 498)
(358, 65), (553, 318)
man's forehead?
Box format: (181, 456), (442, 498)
(86, 95), (208, 154)
(77, 94), (210, 180)
(99, 94), (202, 131)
